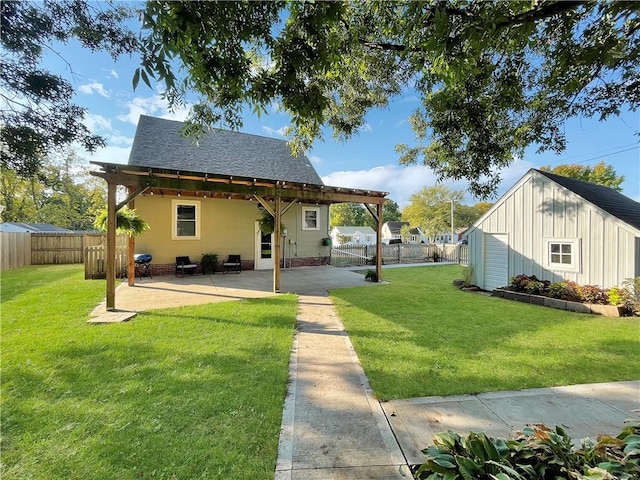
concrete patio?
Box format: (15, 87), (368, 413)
(89, 265), (382, 321)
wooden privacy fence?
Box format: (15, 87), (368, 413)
(0, 232), (32, 271)
(0, 232), (127, 271)
(84, 245), (128, 279)
(330, 243), (469, 267)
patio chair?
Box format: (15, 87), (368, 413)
(175, 256), (199, 277)
(223, 254), (241, 274)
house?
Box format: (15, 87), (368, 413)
(330, 226), (377, 246)
(91, 115), (388, 307)
(381, 221), (427, 244)
(0, 222), (72, 233)
(467, 168), (640, 291)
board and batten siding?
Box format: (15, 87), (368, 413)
(469, 171), (640, 290)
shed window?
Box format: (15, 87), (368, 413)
(172, 199), (200, 239)
(302, 207), (319, 230)
(545, 238), (580, 271)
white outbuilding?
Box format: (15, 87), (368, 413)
(467, 169), (640, 291)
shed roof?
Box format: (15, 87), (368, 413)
(129, 115), (323, 185)
(536, 169), (640, 230)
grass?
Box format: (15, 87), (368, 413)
(2, 265), (297, 479)
(331, 265), (640, 401)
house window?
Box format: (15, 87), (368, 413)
(172, 199), (200, 239)
(302, 207), (319, 230)
(545, 238), (580, 271)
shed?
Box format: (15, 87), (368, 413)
(467, 168), (640, 291)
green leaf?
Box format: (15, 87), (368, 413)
(140, 68), (152, 89)
(132, 68), (140, 90)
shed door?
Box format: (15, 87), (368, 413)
(484, 233), (508, 291)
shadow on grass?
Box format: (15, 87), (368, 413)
(0, 264), (84, 304)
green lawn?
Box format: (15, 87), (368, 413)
(331, 265), (640, 401)
(1, 265), (297, 480)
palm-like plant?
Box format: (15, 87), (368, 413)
(94, 207), (150, 237)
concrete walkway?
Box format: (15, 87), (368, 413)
(275, 294), (411, 479)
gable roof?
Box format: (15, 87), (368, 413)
(0, 222), (72, 233)
(331, 226), (377, 236)
(384, 221), (409, 234)
(536, 169), (640, 230)
(128, 115), (323, 185)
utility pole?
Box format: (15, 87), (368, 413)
(450, 199), (454, 245)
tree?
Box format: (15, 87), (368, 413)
(455, 202), (493, 227)
(0, 0), (138, 177)
(137, 1), (639, 198)
(330, 199), (402, 228)
(0, 150), (106, 229)
(401, 186), (464, 240)
(540, 161), (625, 191)
(329, 203), (367, 228)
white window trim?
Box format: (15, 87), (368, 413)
(544, 238), (581, 272)
(172, 199), (201, 240)
(302, 207), (320, 231)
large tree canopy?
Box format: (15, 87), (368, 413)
(0, 0), (138, 177)
(138, 0), (639, 198)
(540, 161), (625, 191)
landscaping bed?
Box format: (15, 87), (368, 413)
(492, 274), (639, 317)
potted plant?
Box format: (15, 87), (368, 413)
(200, 252), (219, 274)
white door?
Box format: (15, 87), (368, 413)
(255, 221), (274, 270)
(484, 233), (508, 291)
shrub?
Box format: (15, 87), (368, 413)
(548, 280), (581, 301)
(524, 280), (546, 295)
(509, 274), (532, 291)
(364, 270), (378, 282)
(608, 287), (623, 306)
(415, 424), (640, 480)
(621, 276), (640, 315)
(578, 284), (608, 304)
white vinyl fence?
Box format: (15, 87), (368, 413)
(330, 243), (468, 267)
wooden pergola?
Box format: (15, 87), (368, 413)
(91, 162), (388, 310)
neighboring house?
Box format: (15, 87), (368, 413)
(330, 226), (377, 246)
(382, 221), (411, 242)
(467, 168), (640, 291)
(100, 115), (386, 276)
(0, 223), (72, 233)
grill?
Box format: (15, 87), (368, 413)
(134, 253), (152, 278)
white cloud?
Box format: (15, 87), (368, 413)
(117, 94), (191, 125)
(78, 82), (110, 98)
(361, 123), (373, 132)
(322, 159), (537, 209)
(83, 113), (133, 147)
(109, 69), (119, 79)
(309, 155), (322, 165)
(86, 144), (132, 165)
(262, 125), (288, 137)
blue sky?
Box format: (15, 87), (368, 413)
(47, 33), (639, 208)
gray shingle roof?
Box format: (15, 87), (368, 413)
(536, 169), (640, 231)
(128, 115), (324, 185)
(0, 222), (72, 233)
(385, 221), (408, 234)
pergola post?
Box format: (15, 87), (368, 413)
(106, 181), (117, 310)
(127, 188), (135, 286)
(376, 202), (383, 282)
(273, 187), (282, 293)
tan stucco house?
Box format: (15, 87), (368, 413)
(91, 115), (388, 308)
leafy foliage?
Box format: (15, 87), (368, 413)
(137, 1), (639, 197)
(0, 0), (138, 177)
(621, 277), (640, 315)
(330, 200), (402, 229)
(415, 424), (640, 480)
(402, 186), (464, 239)
(93, 207), (150, 237)
(540, 161), (625, 191)
(0, 151), (106, 229)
